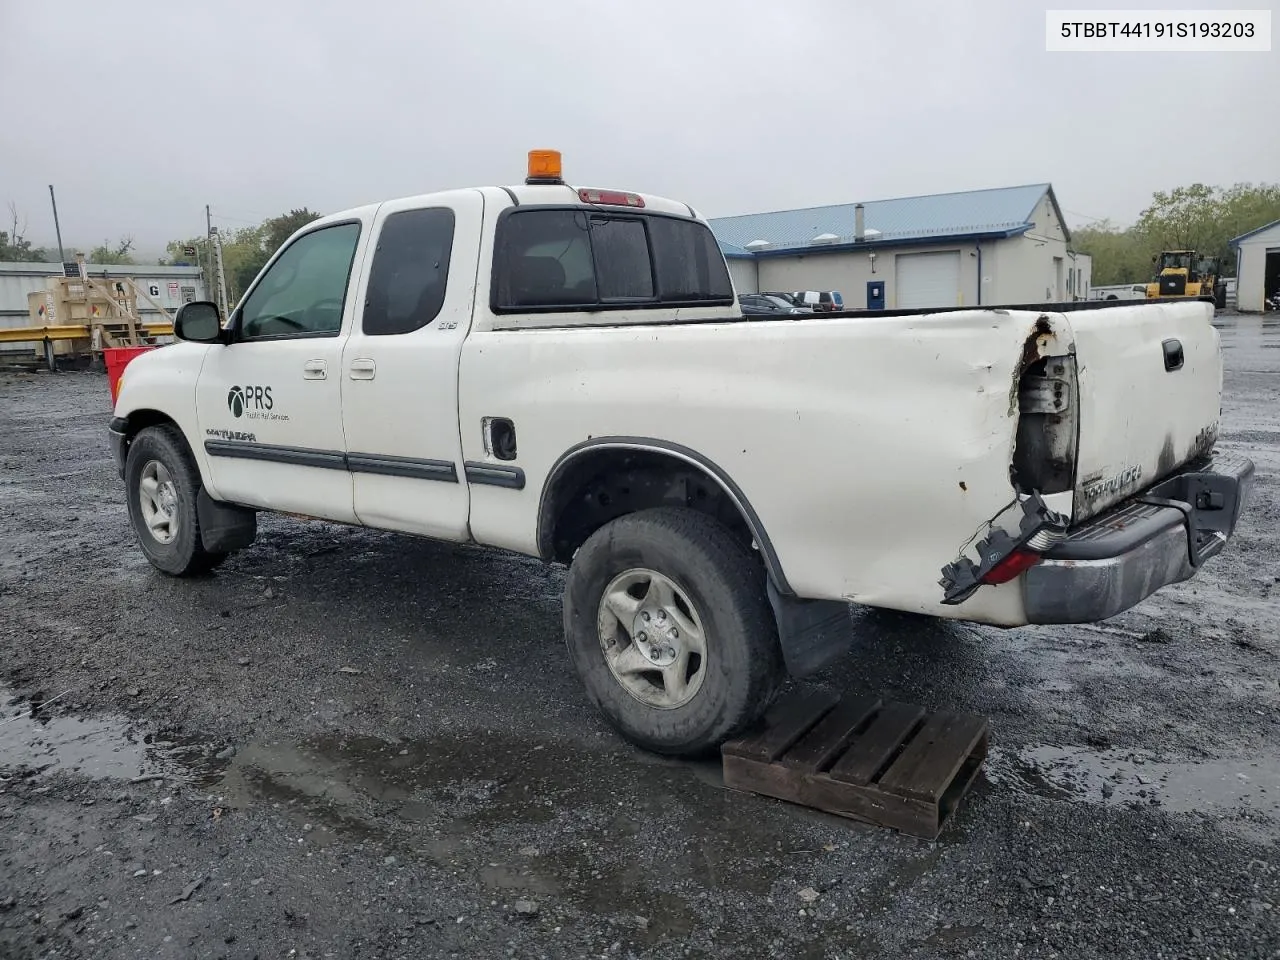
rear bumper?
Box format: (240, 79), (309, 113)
(1023, 452), (1254, 623)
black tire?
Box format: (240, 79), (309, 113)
(124, 424), (226, 576)
(563, 507), (784, 756)
(1214, 284), (1227, 309)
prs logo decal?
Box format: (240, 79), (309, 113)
(227, 385), (271, 417)
(226, 385), (289, 422)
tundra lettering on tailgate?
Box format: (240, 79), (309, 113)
(1080, 465), (1144, 507)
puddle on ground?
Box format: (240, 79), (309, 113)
(988, 744), (1280, 838)
(0, 686), (194, 781)
(208, 733), (563, 831)
(9, 675), (1277, 941)
(203, 731), (706, 943)
(7, 677), (1276, 839)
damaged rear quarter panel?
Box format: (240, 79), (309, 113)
(460, 309), (1075, 627)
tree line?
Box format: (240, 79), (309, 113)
(0, 202), (137, 264)
(164, 209), (322, 303)
(0, 201), (319, 306)
(1072, 182), (1280, 286)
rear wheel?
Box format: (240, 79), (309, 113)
(1214, 283), (1227, 309)
(563, 507), (784, 756)
(124, 424), (226, 576)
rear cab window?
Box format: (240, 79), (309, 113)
(491, 208), (734, 314)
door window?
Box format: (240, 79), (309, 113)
(362, 208), (456, 335)
(239, 222), (361, 340)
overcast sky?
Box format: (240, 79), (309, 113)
(2, 0), (1276, 253)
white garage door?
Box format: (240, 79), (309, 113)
(727, 257), (758, 294)
(895, 251), (961, 309)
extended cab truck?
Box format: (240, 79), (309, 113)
(109, 151), (1254, 757)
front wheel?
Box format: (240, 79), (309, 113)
(563, 507), (784, 756)
(124, 424), (226, 576)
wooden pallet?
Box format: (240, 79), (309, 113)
(721, 689), (988, 840)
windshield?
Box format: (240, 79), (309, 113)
(1159, 252), (1193, 271)
(492, 208), (735, 312)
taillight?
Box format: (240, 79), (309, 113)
(981, 524), (1069, 584)
(981, 548), (1042, 585)
(940, 494), (1070, 605)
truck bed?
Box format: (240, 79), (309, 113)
(458, 297), (1223, 625)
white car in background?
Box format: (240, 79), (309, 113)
(1091, 284), (1149, 301)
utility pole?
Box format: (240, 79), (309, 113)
(205, 204), (214, 302)
(48, 185), (65, 262)
(213, 230), (230, 321)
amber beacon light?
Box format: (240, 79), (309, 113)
(526, 149), (564, 185)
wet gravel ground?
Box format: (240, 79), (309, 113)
(1, 312), (1279, 959)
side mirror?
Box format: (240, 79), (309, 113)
(174, 301), (224, 343)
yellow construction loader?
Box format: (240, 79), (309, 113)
(1146, 250), (1227, 308)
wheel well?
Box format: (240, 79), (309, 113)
(118, 410), (192, 467)
(121, 409), (179, 440)
(537, 444), (789, 591)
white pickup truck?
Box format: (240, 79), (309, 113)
(109, 151), (1254, 756)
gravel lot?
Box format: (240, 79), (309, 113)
(2, 313), (1278, 960)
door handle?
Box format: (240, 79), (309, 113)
(303, 359), (327, 380)
(349, 359), (376, 381)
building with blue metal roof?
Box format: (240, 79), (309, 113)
(1229, 218), (1280, 313)
(708, 183), (1091, 311)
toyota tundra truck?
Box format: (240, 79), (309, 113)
(108, 150), (1254, 756)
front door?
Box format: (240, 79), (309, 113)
(339, 190), (483, 540)
(196, 219), (367, 522)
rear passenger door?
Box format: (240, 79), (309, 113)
(339, 191), (484, 541)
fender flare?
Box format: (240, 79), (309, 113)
(537, 436), (795, 596)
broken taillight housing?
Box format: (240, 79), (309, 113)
(980, 548), (1042, 585)
(940, 494), (1069, 604)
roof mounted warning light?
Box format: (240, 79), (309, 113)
(526, 149), (563, 185)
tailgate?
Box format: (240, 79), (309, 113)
(1067, 300), (1222, 521)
